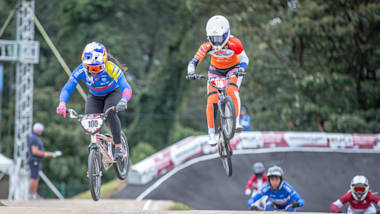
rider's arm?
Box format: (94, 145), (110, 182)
(106, 62), (132, 101)
(188, 40), (212, 71)
(331, 192), (350, 212)
(245, 175), (256, 190)
(367, 191), (380, 206)
(59, 65), (84, 103)
(248, 185), (268, 206)
(289, 190), (305, 207)
(238, 50), (249, 70)
(285, 183), (304, 207)
(228, 37), (249, 70)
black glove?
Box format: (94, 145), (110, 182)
(186, 74), (198, 80)
(237, 67), (246, 76)
(291, 202), (301, 208)
(116, 99), (128, 112)
(250, 205), (260, 211)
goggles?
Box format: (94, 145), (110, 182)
(353, 186), (366, 193)
(84, 64), (104, 74)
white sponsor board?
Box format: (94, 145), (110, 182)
(326, 133), (354, 149)
(129, 132), (380, 185)
(283, 132), (327, 147)
(128, 156), (157, 185)
(375, 134), (380, 150)
(170, 137), (203, 166)
(237, 132), (264, 149)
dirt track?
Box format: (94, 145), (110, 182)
(113, 151), (380, 212)
(0, 199), (172, 214)
(0, 199), (327, 214)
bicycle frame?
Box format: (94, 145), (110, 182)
(68, 107), (119, 169)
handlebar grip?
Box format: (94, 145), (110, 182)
(186, 74), (205, 80)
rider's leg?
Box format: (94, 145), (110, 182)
(207, 78), (219, 146)
(235, 75), (243, 130)
(85, 94), (104, 114)
(104, 89), (122, 145)
(226, 75), (240, 123)
(104, 89), (123, 159)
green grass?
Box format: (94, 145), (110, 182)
(169, 202), (192, 210)
(0, 201), (5, 206)
(73, 178), (127, 199)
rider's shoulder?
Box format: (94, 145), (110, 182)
(105, 61), (122, 80)
(227, 36), (244, 54)
(261, 184), (271, 192)
(72, 64), (86, 77)
(282, 181), (295, 192)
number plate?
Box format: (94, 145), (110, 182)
(80, 115), (104, 134)
(210, 78), (227, 88)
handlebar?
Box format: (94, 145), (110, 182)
(186, 71), (246, 81)
(66, 106), (117, 119)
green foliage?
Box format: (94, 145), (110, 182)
(130, 142), (156, 164)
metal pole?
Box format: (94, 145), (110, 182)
(0, 64), (3, 153)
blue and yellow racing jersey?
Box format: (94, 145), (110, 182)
(59, 61), (132, 102)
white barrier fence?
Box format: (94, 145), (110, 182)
(128, 132), (380, 185)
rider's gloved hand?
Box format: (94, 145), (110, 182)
(116, 99), (128, 112)
(187, 63), (195, 75)
(330, 204), (340, 213)
(285, 202), (301, 211)
(56, 102), (67, 118)
(237, 67), (246, 76)
(250, 205), (260, 211)
(291, 202), (301, 208)
(245, 189), (251, 196)
(186, 74), (199, 80)
(52, 150), (62, 158)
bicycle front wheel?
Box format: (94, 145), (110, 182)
(88, 149), (102, 201)
(220, 96), (236, 140)
(218, 136), (232, 176)
(113, 132), (130, 180)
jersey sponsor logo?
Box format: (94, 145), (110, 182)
(209, 49), (235, 58)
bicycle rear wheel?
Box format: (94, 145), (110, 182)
(113, 132), (130, 180)
(88, 149), (102, 201)
(220, 96), (236, 140)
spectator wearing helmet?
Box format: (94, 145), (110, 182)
(56, 42), (132, 160)
(248, 165), (305, 211)
(187, 15), (249, 146)
(245, 162), (267, 196)
(27, 123), (61, 200)
(330, 175), (380, 214)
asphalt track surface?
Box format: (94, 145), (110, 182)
(112, 150), (380, 212)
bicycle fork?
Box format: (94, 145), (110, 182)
(217, 92), (226, 118)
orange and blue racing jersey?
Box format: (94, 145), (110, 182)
(59, 61), (132, 103)
(189, 35), (249, 70)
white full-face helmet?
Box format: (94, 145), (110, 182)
(350, 175), (369, 201)
(206, 15), (230, 50)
